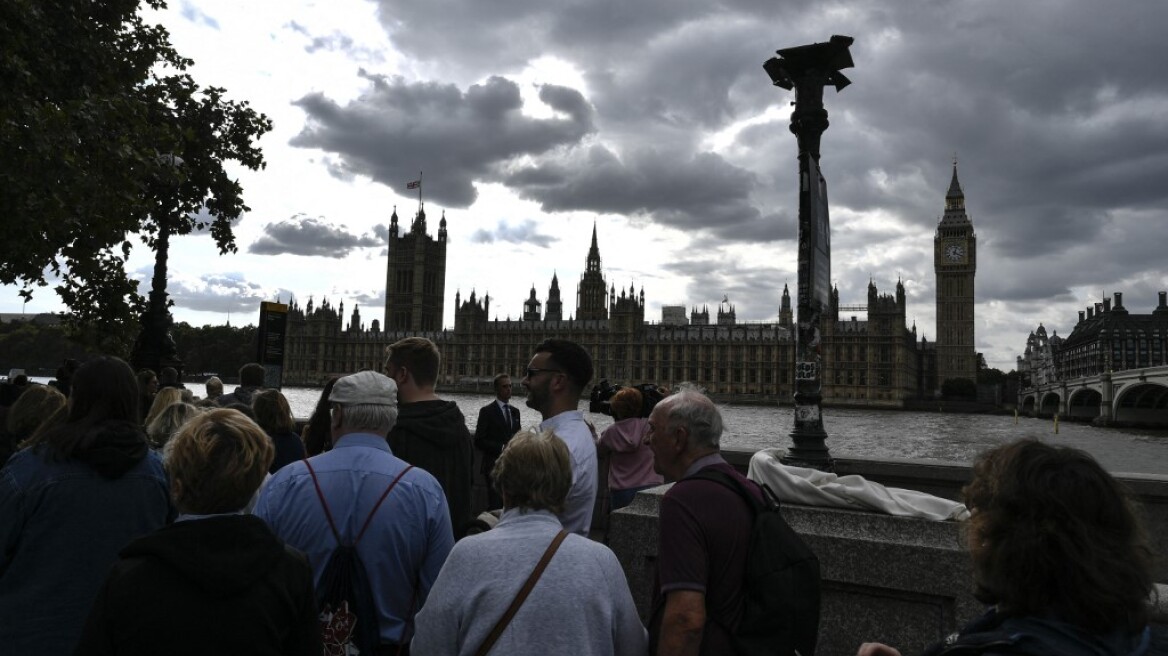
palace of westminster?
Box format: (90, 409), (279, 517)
(282, 165), (980, 405)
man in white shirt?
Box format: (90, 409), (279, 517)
(520, 339), (598, 536)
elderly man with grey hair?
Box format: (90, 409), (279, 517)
(204, 376), (223, 402)
(254, 371), (454, 654)
(645, 386), (763, 656)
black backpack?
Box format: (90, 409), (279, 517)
(305, 460), (414, 655)
(690, 468), (822, 656)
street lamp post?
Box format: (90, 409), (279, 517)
(130, 154), (184, 378)
(764, 35), (855, 471)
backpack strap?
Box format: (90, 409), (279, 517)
(303, 457), (414, 547)
(688, 467), (776, 516)
(474, 529), (569, 656)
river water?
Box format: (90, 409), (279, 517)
(275, 386), (1168, 476)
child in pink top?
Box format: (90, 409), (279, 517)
(597, 388), (664, 510)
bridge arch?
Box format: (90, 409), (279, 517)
(1038, 392), (1061, 418)
(1114, 383), (1168, 426)
(1020, 395), (1037, 416)
(1066, 388), (1102, 420)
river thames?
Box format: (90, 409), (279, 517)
(275, 387), (1168, 476)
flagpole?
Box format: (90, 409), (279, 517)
(418, 171), (423, 207)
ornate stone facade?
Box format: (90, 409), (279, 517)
(1036, 292), (1168, 381)
(283, 219), (936, 406)
(383, 205), (447, 332)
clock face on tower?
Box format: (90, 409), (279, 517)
(944, 243), (965, 262)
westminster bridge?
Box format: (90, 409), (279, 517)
(1019, 364), (1168, 426)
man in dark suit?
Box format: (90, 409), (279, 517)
(473, 373), (521, 509)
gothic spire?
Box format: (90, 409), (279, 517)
(585, 222), (601, 272)
(940, 158), (970, 225)
(946, 158), (964, 199)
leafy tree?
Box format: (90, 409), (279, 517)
(0, 318), (256, 378)
(0, 319), (100, 374)
(978, 367), (1007, 386)
(171, 321), (257, 379)
(0, 0), (272, 355)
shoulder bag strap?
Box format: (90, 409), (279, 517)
(474, 529), (569, 656)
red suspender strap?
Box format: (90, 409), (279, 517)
(303, 457), (341, 543)
(356, 465), (413, 544)
(302, 457), (414, 547)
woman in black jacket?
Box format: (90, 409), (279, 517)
(74, 408), (321, 656)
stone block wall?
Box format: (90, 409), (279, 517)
(609, 455), (1168, 656)
(608, 485), (979, 656)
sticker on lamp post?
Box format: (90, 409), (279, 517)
(795, 405), (821, 422)
(795, 361), (818, 381)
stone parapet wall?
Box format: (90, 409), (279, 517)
(608, 486), (979, 656)
(608, 455), (1168, 656)
(721, 449), (1168, 583)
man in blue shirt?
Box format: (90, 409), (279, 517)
(254, 370), (454, 653)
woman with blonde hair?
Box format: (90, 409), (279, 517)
(143, 386), (184, 428)
(74, 408), (319, 655)
(0, 384), (66, 465)
(413, 429), (647, 655)
(145, 402), (201, 450)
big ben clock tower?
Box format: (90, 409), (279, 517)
(934, 161), (977, 390)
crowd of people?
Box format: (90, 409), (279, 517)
(0, 337), (1158, 655)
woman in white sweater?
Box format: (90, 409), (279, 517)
(413, 428), (647, 656)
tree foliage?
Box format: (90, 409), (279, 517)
(940, 377), (978, 399)
(169, 321), (257, 379)
(0, 0), (272, 354)
(0, 318), (255, 378)
(0, 319), (101, 374)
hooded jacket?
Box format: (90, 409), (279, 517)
(387, 400), (474, 537)
(74, 514), (320, 656)
(0, 421), (171, 654)
(922, 608), (1153, 656)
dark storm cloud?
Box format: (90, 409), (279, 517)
(504, 145), (762, 237)
(659, 253), (794, 321)
(471, 220), (558, 248)
(248, 215), (383, 257)
(289, 74), (595, 208)
(326, 0), (1168, 367)
(373, 0), (713, 76)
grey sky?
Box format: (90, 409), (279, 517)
(6, 0), (1166, 371)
